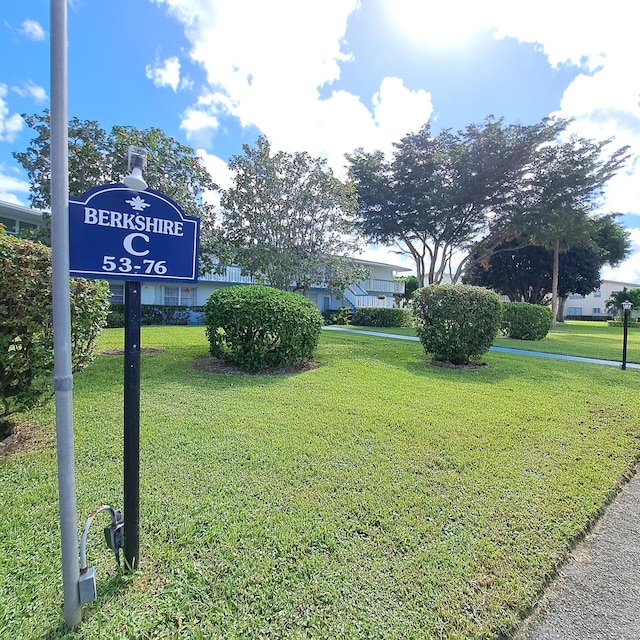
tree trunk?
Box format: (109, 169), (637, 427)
(551, 238), (559, 331)
(556, 295), (568, 323)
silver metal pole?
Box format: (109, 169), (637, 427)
(50, 0), (81, 627)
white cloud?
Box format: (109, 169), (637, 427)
(19, 19), (46, 42)
(196, 149), (231, 210)
(0, 164), (30, 204)
(602, 227), (640, 286)
(145, 56), (182, 92)
(0, 84), (24, 143)
(356, 243), (415, 272)
(153, 0), (640, 270)
(11, 79), (48, 103)
(153, 0), (433, 174)
(490, 2), (640, 217)
(179, 97), (221, 148)
(197, 150), (233, 190)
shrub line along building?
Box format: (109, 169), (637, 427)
(3, 200), (638, 319)
(0, 200), (409, 315)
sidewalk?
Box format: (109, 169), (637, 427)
(514, 470), (640, 640)
(322, 326), (640, 369)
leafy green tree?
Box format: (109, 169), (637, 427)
(514, 136), (629, 329)
(220, 135), (367, 293)
(464, 238), (552, 304)
(346, 117), (565, 287)
(605, 287), (640, 321)
(465, 216), (630, 318)
(13, 110), (219, 261)
(394, 275), (419, 306)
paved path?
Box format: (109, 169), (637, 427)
(325, 326), (640, 637)
(322, 326), (640, 369)
(514, 470), (640, 640)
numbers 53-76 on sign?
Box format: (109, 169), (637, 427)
(69, 184), (200, 283)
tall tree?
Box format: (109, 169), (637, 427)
(13, 110), (219, 260)
(466, 240), (607, 305)
(465, 215), (630, 317)
(220, 135), (366, 293)
(514, 136), (629, 329)
(464, 238), (554, 304)
(346, 117), (566, 287)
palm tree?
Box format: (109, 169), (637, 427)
(605, 287), (640, 321)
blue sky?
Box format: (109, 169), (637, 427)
(1, 0), (639, 283)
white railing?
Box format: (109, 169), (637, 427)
(199, 266), (256, 284)
(198, 269), (404, 302)
(342, 288), (395, 308)
(359, 279), (405, 294)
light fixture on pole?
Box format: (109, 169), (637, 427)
(124, 146), (148, 191)
(621, 299), (632, 370)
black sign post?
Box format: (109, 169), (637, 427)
(123, 281), (141, 571)
(68, 185), (199, 573)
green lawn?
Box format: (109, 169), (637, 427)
(1, 325), (639, 638)
(339, 320), (640, 364)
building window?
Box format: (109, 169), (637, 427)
(109, 283), (124, 304)
(593, 290), (601, 298)
(567, 307), (583, 316)
(0, 216), (17, 234)
(592, 308), (601, 315)
(18, 221), (37, 234)
(164, 286), (196, 306)
(569, 294), (583, 300)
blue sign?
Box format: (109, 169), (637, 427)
(69, 185), (200, 282)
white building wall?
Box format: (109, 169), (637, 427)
(565, 280), (640, 318)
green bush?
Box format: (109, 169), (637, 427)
(204, 285), (323, 372)
(0, 232), (110, 429)
(412, 284), (501, 365)
(501, 302), (552, 340)
(353, 307), (413, 327)
(607, 319), (640, 328)
(322, 307), (353, 325)
(107, 304), (199, 327)
(107, 305), (126, 328)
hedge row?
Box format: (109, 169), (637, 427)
(107, 304), (204, 327)
(322, 306), (413, 327)
(354, 307), (413, 327)
(1, 232), (110, 427)
(607, 319), (640, 328)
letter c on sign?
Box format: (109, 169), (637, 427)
(123, 233), (150, 256)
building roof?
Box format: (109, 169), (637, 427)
(0, 200), (43, 224)
(349, 256), (413, 272)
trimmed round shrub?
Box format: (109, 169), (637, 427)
(501, 302), (552, 340)
(204, 285), (323, 372)
(412, 284), (501, 365)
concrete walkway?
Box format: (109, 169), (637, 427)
(324, 326), (640, 637)
(514, 470), (640, 640)
(322, 326), (640, 369)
